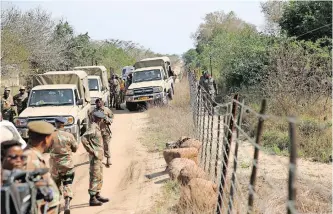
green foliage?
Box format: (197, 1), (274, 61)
(279, 1), (332, 41)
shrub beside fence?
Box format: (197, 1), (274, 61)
(187, 71), (298, 214)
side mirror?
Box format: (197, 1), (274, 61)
(76, 99), (83, 106)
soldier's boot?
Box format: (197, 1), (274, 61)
(106, 158), (112, 167)
(89, 195), (103, 206)
(64, 197), (71, 214)
(96, 192), (109, 203)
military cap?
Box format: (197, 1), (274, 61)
(93, 111), (106, 119)
(4, 87), (11, 91)
(55, 117), (67, 124)
(19, 86), (26, 90)
(27, 121), (55, 135)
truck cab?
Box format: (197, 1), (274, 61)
(14, 70), (91, 142)
(125, 57), (175, 111)
(74, 66), (110, 107)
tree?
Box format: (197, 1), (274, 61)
(279, 1), (332, 41)
(260, 0), (286, 35)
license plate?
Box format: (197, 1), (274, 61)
(138, 96), (149, 101)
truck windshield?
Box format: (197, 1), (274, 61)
(88, 79), (99, 91)
(29, 89), (74, 107)
(132, 69), (162, 83)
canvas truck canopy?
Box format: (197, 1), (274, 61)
(134, 58), (171, 77)
(73, 66), (109, 90)
(32, 70), (91, 103)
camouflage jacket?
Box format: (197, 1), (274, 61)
(1, 95), (14, 111)
(110, 79), (120, 93)
(49, 129), (78, 172)
(13, 92), (28, 113)
(88, 106), (113, 135)
(23, 146), (60, 208)
(200, 77), (216, 94)
(81, 123), (103, 160)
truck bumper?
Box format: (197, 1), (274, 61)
(125, 92), (165, 103)
(17, 124), (78, 139)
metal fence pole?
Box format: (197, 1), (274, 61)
(247, 99), (267, 214)
(228, 99), (245, 214)
(204, 101), (212, 171)
(287, 118), (297, 214)
(201, 99), (207, 165)
(217, 94), (239, 213)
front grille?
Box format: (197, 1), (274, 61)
(133, 87), (154, 95)
(28, 117), (56, 126)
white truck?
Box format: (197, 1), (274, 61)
(74, 66), (110, 107)
(14, 70), (91, 142)
(125, 57), (175, 111)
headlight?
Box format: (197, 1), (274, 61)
(14, 118), (28, 127)
(126, 90), (134, 95)
(64, 116), (74, 125)
(153, 87), (163, 93)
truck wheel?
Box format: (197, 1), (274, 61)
(126, 102), (137, 111)
(168, 87), (174, 100)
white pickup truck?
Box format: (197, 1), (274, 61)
(14, 70), (91, 142)
(125, 57), (175, 111)
(74, 66), (110, 107)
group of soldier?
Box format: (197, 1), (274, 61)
(1, 86), (29, 122)
(1, 96), (115, 213)
(108, 73), (133, 110)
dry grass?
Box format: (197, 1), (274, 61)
(141, 80), (195, 152)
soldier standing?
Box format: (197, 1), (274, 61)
(199, 71), (218, 106)
(114, 75), (123, 110)
(23, 121), (60, 214)
(89, 98), (113, 167)
(1, 87), (16, 123)
(13, 86), (29, 115)
(81, 111), (109, 206)
(109, 75), (116, 108)
(49, 117), (78, 214)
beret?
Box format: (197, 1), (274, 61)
(55, 117), (67, 124)
(27, 121), (55, 135)
(93, 111), (106, 119)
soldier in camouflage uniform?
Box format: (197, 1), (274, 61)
(49, 117), (78, 214)
(81, 111), (109, 206)
(199, 71), (217, 106)
(114, 75), (124, 110)
(13, 86), (29, 115)
(23, 121), (60, 214)
(88, 98), (113, 167)
(109, 75), (116, 108)
(1, 87), (16, 123)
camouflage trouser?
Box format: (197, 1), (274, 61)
(120, 90), (125, 103)
(51, 168), (75, 199)
(88, 155), (103, 196)
(102, 134), (111, 158)
(110, 92), (115, 107)
(114, 92), (121, 108)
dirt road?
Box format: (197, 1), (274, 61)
(59, 108), (168, 214)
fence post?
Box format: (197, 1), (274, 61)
(208, 105), (215, 176)
(287, 118), (297, 214)
(204, 100), (212, 171)
(247, 99), (267, 214)
(197, 88), (202, 139)
(217, 94), (239, 213)
(215, 112), (221, 183)
(228, 99), (245, 214)
(200, 98), (207, 165)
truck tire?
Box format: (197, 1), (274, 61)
(168, 87), (174, 100)
(126, 102), (137, 111)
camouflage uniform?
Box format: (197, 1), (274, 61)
(1, 92), (16, 123)
(81, 123), (104, 196)
(23, 146), (60, 214)
(109, 77), (116, 108)
(89, 106), (113, 158)
(13, 91), (28, 115)
(49, 129), (78, 199)
(113, 78), (121, 109)
(199, 75), (217, 105)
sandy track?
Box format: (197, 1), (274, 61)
(57, 107), (168, 214)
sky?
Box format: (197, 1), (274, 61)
(2, 0), (266, 55)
